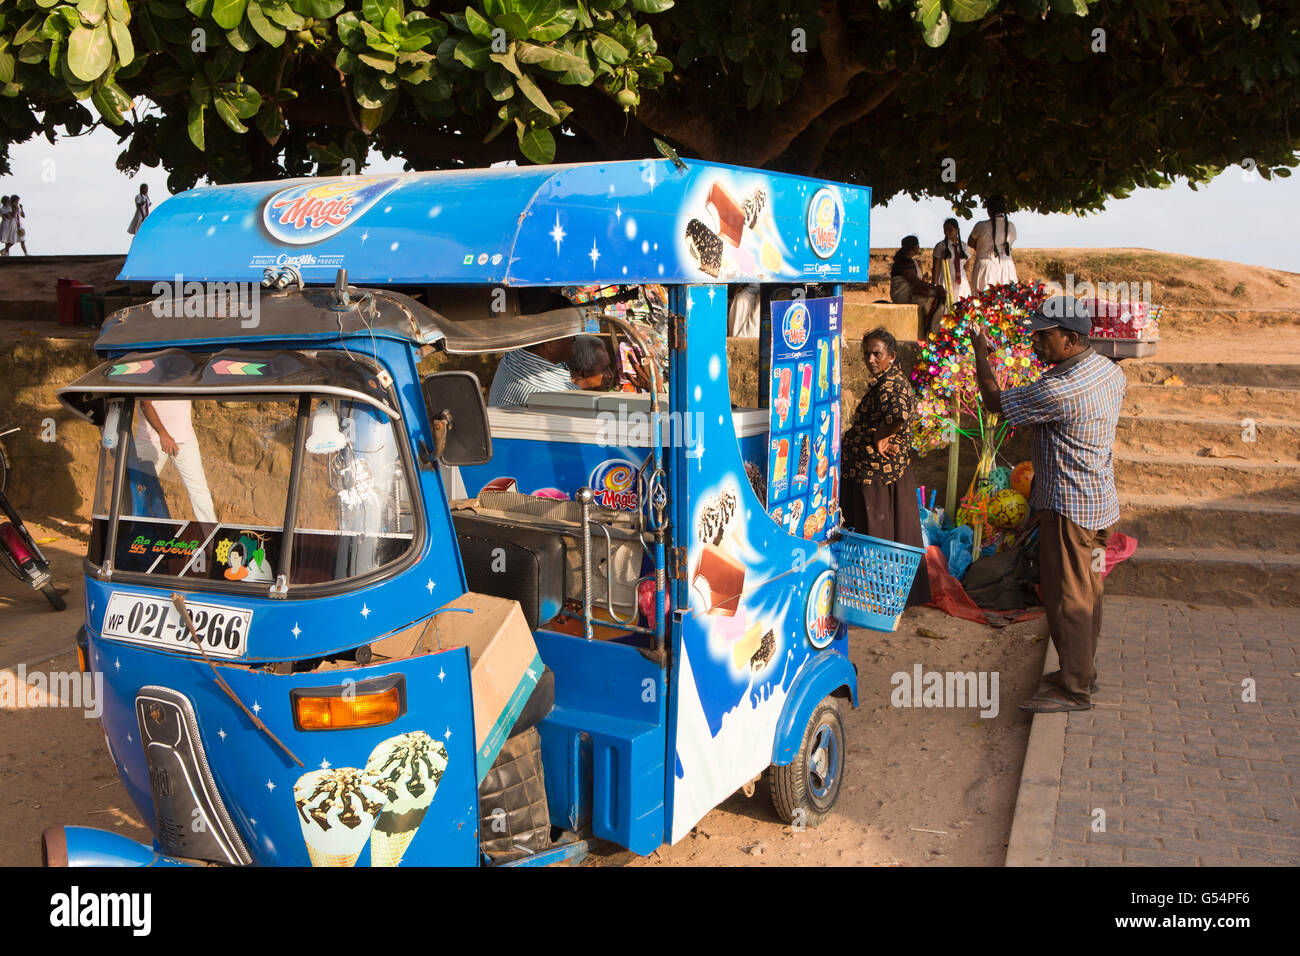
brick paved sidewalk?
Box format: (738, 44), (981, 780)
(1008, 596), (1300, 866)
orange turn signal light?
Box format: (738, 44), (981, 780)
(291, 676), (405, 731)
(76, 646), (88, 673)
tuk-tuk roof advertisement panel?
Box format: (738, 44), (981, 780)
(120, 160), (870, 287)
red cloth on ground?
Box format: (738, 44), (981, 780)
(922, 531), (1138, 627)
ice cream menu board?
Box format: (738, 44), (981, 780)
(765, 296), (842, 541)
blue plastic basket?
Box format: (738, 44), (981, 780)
(831, 529), (926, 631)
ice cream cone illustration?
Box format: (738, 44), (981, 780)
(294, 767), (388, 868)
(775, 367), (792, 426)
(366, 730), (448, 867)
(798, 364), (813, 419)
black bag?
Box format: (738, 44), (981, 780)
(963, 527), (1041, 611)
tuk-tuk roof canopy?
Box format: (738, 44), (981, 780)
(121, 159), (870, 288)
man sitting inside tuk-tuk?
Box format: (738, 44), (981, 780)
(487, 337), (579, 407)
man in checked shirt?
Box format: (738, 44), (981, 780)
(972, 296), (1127, 712)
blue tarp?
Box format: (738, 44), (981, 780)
(120, 159), (870, 288)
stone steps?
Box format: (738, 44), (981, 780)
(1115, 413), (1300, 462)
(1122, 361), (1300, 389)
(1115, 453), (1300, 501)
(1123, 382), (1300, 419)
(1105, 547), (1300, 608)
(1118, 493), (1300, 552)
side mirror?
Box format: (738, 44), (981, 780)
(420, 370), (492, 466)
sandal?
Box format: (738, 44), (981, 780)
(1019, 689), (1092, 713)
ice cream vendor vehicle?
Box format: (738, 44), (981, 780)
(46, 158), (883, 868)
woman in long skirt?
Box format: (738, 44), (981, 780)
(839, 328), (932, 606)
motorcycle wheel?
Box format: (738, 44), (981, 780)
(41, 584), (66, 611)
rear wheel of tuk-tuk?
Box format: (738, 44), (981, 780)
(768, 696), (844, 827)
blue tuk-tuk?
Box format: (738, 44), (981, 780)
(47, 159), (874, 867)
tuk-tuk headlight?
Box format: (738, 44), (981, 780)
(291, 674), (406, 731)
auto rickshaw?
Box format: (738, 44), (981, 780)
(45, 158), (882, 867)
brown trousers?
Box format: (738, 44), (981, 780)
(1038, 510), (1113, 702)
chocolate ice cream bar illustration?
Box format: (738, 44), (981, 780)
(706, 181), (746, 247)
(832, 336), (841, 386)
(691, 543), (746, 616)
(787, 499), (804, 535)
(294, 767), (388, 868)
(795, 434), (810, 485)
(686, 218), (723, 277)
(818, 340), (828, 394)
(815, 436), (829, 482)
(743, 187), (767, 229)
(770, 506), (784, 526)
(365, 730), (449, 867)
(830, 465), (839, 507)
(732, 622), (764, 670)
(775, 367), (792, 426)
(749, 630), (776, 670)
(798, 363), (813, 419)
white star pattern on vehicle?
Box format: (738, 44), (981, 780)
(114, 659), (121, 671)
(426, 579), (434, 594)
(319, 758), (331, 770)
(266, 780), (275, 792)
(361, 604), (371, 619)
(550, 214), (566, 254)
(252, 701), (262, 715)
(291, 623), (301, 639)
(126, 733), (132, 744)
(588, 239), (601, 269)
(444, 727), (453, 740)
(360, 231), (370, 244)
(438, 667), (446, 682)
(707, 286), (717, 301)
(218, 728), (226, 741)
(615, 204), (623, 222)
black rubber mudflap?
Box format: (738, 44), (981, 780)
(478, 727), (552, 863)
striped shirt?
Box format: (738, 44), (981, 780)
(1000, 348), (1126, 531)
(488, 347), (577, 407)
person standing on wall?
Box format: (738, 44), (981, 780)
(932, 218), (971, 306)
(971, 296), (1126, 713)
(128, 184), (151, 236)
(968, 195), (1017, 291)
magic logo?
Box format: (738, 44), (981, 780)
(262, 177), (400, 245)
(49, 887), (151, 936)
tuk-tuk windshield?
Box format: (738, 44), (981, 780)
(92, 397), (417, 588)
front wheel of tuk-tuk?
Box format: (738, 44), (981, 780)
(768, 696), (845, 827)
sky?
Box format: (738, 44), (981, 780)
(2, 122), (1297, 273)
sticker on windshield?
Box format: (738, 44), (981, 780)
(217, 531), (274, 583)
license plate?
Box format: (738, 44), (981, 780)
(102, 593), (252, 659)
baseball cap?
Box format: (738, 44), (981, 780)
(1023, 295), (1091, 335)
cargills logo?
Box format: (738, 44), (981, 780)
(262, 177), (399, 245)
(782, 301), (811, 351)
(806, 187), (844, 259)
(589, 459), (640, 512)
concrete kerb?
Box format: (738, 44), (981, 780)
(1005, 644), (1067, 866)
